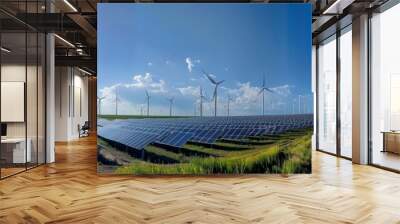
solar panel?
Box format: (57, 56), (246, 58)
(158, 131), (194, 147)
(98, 127), (159, 150)
(98, 114), (313, 150)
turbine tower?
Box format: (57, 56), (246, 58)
(258, 73), (273, 115)
(167, 97), (174, 116)
(145, 90), (150, 117)
(97, 96), (105, 115)
(199, 86), (207, 117)
(203, 69), (224, 117)
(115, 87), (119, 116)
(292, 99), (296, 114)
(227, 95), (233, 117)
(298, 95), (303, 114)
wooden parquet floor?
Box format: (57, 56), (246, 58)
(1, 135), (400, 224)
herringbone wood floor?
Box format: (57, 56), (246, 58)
(1, 135), (400, 224)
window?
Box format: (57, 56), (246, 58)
(0, 2), (46, 179)
(317, 35), (337, 154)
(339, 27), (352, 158)
(371, 3), (400, 171)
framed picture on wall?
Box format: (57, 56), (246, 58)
(97, 3), (313, 175)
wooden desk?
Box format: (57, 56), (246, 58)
(1, 138), (31, 163)
(382, 131), (400, 154)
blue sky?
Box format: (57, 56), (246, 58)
(98, 3), (312, 116)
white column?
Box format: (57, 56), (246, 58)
(352, 14), (369, 164)
(46, 32), (55, 163)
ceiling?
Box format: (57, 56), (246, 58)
(0, 0), (390, 75)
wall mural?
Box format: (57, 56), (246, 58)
(97, 3), (313, 175)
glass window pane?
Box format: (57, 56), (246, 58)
(0, 1), (46, 179)
(1, 31), (27, 177)
(340, 28), (352, 158)
(27, 31), (38, 169)
(318, 36), (337, 154)
(371, 4), (400, 171)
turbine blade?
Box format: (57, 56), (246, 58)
(207, 74), (217, 85)
(262, 74), (265, 88)
(202, 69), (217, 84)
(208, 88), (216, 101)
(213, 87), (217, 99)
(217, 80), (225, 85)
(258, 88), (264, 95)
(265, 88), (274, 93)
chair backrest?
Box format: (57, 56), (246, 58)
(82, 121), (90, 129)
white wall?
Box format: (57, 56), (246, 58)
(1, 65), (27, 142)
(55, 67), (89, 141)
(1, 63), (46, 164)
(55, 66), (69, 141)
(1, 65), (41, 137)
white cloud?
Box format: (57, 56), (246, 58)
(185, 57), (194, 72)
(98, 73), (169, 115)
(271, 84), (292, 97)
(217, 82), (293, 115)
(147, 62), (153, 66)
(98, 72), (167, 107)
(177, 85), (199, 97)
(185, 57), (200, 73)
(165, 60), (170, 65)
(98, 83), (121, 101)
(233, 82), (261, 105)
(125, 72), (167, 93)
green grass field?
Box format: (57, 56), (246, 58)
(98, 128), (312, 175)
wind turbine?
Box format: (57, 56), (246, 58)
(167, 97), (174, 117)
(97, 96), (105, 115)
(227, 95), (233, 117)
(258, 73), (274, 115)
(199, 86), (208, 117)
(203, 69), (224, 117)
(292, 99), (296, 114)
(304, 94), (310, 113)
(298, 95), (308, 114)
(145, 90), (150, 117)
(115, 87), (119, 116)
(193, 102), (197, 116)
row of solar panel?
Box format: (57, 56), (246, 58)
(101, 116), (313, 128)
(99, 124), (303, 149)
(98, 127), (159, 150)
(118, 120), (313, 127)
(158, 131), (195, 147)
(98, 115), (313, 149)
